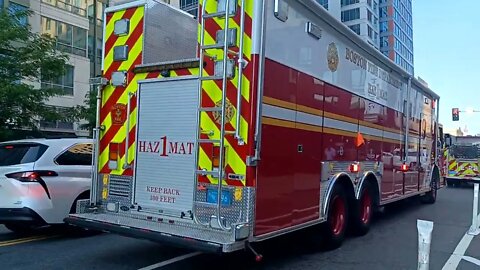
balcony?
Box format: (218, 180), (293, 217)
(41, 0), (87, 17)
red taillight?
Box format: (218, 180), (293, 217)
(108, 143), (120, 170)
(109, 143), (119, 161)
(212, 145), (226, 169)
(401, 163), (409, 172)
(5, 171), (58, 182)
(4, 145), (14, 149)
(349, 163), (360, 173)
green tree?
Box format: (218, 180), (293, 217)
(0, 9), (69, 141)
(74, 87), (97, 136)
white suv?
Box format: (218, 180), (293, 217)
(0, 138), (92, 233)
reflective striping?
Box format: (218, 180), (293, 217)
(103, 7), (144, 74)
(359, 124), (383, 138)
(384, 130), (403, 142)
(263, 104), (295, 122)
(98, 4), (146, 175)
(263, 103), (404, 142)
(264, 95), (405, 136)
(104, 10), (127, 53)
(324, 117), (358, 133)
(297, 111), (323, 127)
(262, 117), (296, 129)
(263, 96), (296, 110)
(197, 1), (256, 186)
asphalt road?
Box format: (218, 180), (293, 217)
(1, 186), (479, 270)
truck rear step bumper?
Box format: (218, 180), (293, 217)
(65, 216), (223, 253)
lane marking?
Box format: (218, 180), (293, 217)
(0, 235), (59, 247)
(442, 213), (480, 270)
(463, 256), (480, 266)
(137, 251), (202, 270)
(0, 235), (47, 245)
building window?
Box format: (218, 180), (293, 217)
(380, 36), (388, 47)
(8, 3), (28, 26)
(341, 8), (360, 22)
(41, 17), (87, 57)
(380, 21), (388, 33)
(380, 6), (387, 18)
(40, 107), (74, 130)
(367, 10), (373, 23)
(180, 0), (198, 17)
(341, 0), (359, 7)
(368, 26), (373, 38)
(317, 0), (328, 9)
(41, 0), (87, 17)
(367, 0), (372, 7)
(42, 65), (74, 96)
(349, 24), (361, 35)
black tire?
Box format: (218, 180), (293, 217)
(351, 182), (374, 236)
(421, 178), (438, 204)
(446, 180), (454, 187)
(323, 184), (349, 249)
(4, 223), (36, 234)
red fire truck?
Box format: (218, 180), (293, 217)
(66, 0), (442, 254)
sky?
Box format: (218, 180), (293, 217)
(413, 1), (480, 135)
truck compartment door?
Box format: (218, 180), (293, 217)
(134, 78), (198, 217)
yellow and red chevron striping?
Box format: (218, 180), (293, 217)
(104, 8), (137, 58)
(98, 5), (146, 175)
(196, 1), (256, 187)
(98, 1), (257, 187)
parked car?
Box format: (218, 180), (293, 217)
(0, 138), (93, 233)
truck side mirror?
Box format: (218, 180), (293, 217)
(444, 134), (452, 147)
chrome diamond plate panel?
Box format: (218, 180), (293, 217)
(194, 185), (255, 229)
(106, 175), (133, 205)
(71, 186), (255, 250)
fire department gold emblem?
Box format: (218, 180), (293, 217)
(111, 103), (127, 125)
(327, 42), (339, 72)
(212, 100), (235, 124)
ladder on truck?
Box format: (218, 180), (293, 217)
(193, 0), (247, 231)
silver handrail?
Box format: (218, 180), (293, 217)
(215, 0), (233, 231)
(123, 92), (134, 169)
(90, 84), (103, 206)
(191, 0), (211, 227)
(234, 0), (246, 145)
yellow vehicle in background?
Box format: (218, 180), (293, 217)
(444, 135), (480, 186)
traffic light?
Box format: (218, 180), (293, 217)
(452, 108), (460, 121)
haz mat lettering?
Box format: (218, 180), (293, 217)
(139, 136), (194, 157)
(147, 186), (180, 204)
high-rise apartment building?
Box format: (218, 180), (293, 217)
(318, 0), (413, 74)
(317, 0), (380, 49)
(1, 0), (107, 137)
(379, 0), (414, 74)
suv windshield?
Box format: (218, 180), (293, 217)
(0, 143), (48, 166)
(450, 145), (480, 159)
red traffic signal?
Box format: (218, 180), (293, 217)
(452, 108), (459, 121)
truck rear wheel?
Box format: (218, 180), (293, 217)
(324, 184), (349, 249)
(351, 182), (373, 236)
